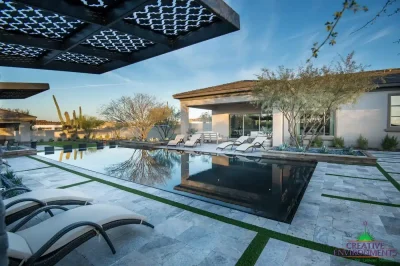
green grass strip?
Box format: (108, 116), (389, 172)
(58, 180), (94, 189)
(26, 155), (396, 266)
(326, 173), (388, 181)
(236, 233), (270, 266)
(376, 163), (400, 192)
(322, 194), (400, 208)
(14, 166), (52, 173)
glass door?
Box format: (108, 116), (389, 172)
(229, 114), (243, 138)
(243, 114), (260, 136)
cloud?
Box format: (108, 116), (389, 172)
(52, 82), (136, 90)
(236, 66), (262, 80)
(363, 28), (392, 44)
(104, 71), (137, 83)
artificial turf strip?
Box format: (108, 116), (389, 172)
(321, 194), (400, 208)
(236, 233), (269, 266)
(325, 173), (388, 181)
(376, 163), (400, 192)
(58, 180), (94, 189)
(26, 156), (397, 266)
(13, 166), (52, 173)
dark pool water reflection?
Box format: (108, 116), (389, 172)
(40, 147), (316, 223)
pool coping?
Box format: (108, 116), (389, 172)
(264, 150), (377, 165)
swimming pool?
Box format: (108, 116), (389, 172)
(39, 147), (316, 223)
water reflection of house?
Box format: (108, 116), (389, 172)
(174, 154), (313, 221)
(0, 109), (36, 143)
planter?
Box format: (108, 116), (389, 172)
(118, 141), (165, 149)
(264, 149), (376, 165)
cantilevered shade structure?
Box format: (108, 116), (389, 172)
(0, 82), (49, 99)
(0, 0), (240, 74)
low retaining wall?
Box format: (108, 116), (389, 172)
(118, 141), (167, 149)
(263, 150), (376, 165)
(2, 147), (37, 158)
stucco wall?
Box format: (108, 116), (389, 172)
(336, 90), (400, 148)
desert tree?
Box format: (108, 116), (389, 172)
(309, 0), (399, 61)
(199, 111), (212, 122)
(154, 106), (180, 140)
(105, 149), (176, 185)
(253, 52), (377, 149)
(80, 115), (104, 139)
(101, 94), (172, 141)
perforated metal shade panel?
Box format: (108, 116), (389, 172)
(0, 0), (240, 74)
(0, 82), (49, 99)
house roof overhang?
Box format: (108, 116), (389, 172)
(0, 0), (240, 74)
(173, 69), (400, 101)
(0, 82), (49, 99)
(0, 108), (37, 122)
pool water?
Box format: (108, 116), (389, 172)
(39, 147), (316, 223)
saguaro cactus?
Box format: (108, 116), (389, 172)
(52, 95), (83, 132)
(53, 95), (65, 126)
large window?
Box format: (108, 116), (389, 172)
(229, 113), (273, 138)
(389, 94), (400, 127)
(298, 112), (335, 136)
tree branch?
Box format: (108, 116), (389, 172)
(352, 0), (397, 34)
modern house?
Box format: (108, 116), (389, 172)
(0, 109), (36, 143)
(173, 69), (400, 148)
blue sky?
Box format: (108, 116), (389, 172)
(0, 0), (398, 120)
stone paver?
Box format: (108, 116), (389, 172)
(255, 239), (369, 266)
(6, 150), (400, 265)
(4, 156), (49, 172)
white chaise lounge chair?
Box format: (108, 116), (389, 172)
(7, 204), (154, 266)
(3, 188), (93, 225)
(184, 134), (202, 147)
(167, 134), (185, 146)
(216, 136), (249, 150)
(236, 136), (268, 152)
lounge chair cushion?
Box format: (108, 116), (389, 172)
(184, 134), (201, 147)
(236, 137), (267, 152)
(7, 232), (32, 260)
(4, 189), (93, 216)
(167, 140), (180, 146)
(13, 204), (146, 257)
(235, 143), (252, 151)
(216, 141), (234, 149)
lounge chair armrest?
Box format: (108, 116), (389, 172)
(1, 187), (32, 198)
(5, 198), (47, 210)
(27, 221), (116, 265)
(10, 205), (69, 232)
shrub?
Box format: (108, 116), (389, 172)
(60, 132), (67, 138)
(67, 137), (71, 141)
(48, 138), (54, 142)
(332, 137), (344, 148)
(57, 137), (62, 141)
(276, 142), (289, 151)
(357, 135), (368, 150)
(319, 145), (329, 154)
(381, 134), (399, 151)
(296, 146), (306, 152)
(76, 135), (80, 140)
(312, 136), (323, 147)
(186, 128), (198, 136)
(39, 139), (44, 142)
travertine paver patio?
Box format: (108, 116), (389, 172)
(3, 151), (400, 265)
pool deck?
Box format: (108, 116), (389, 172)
(2, 150), (400, 265)
(157, 143), (269, 157)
